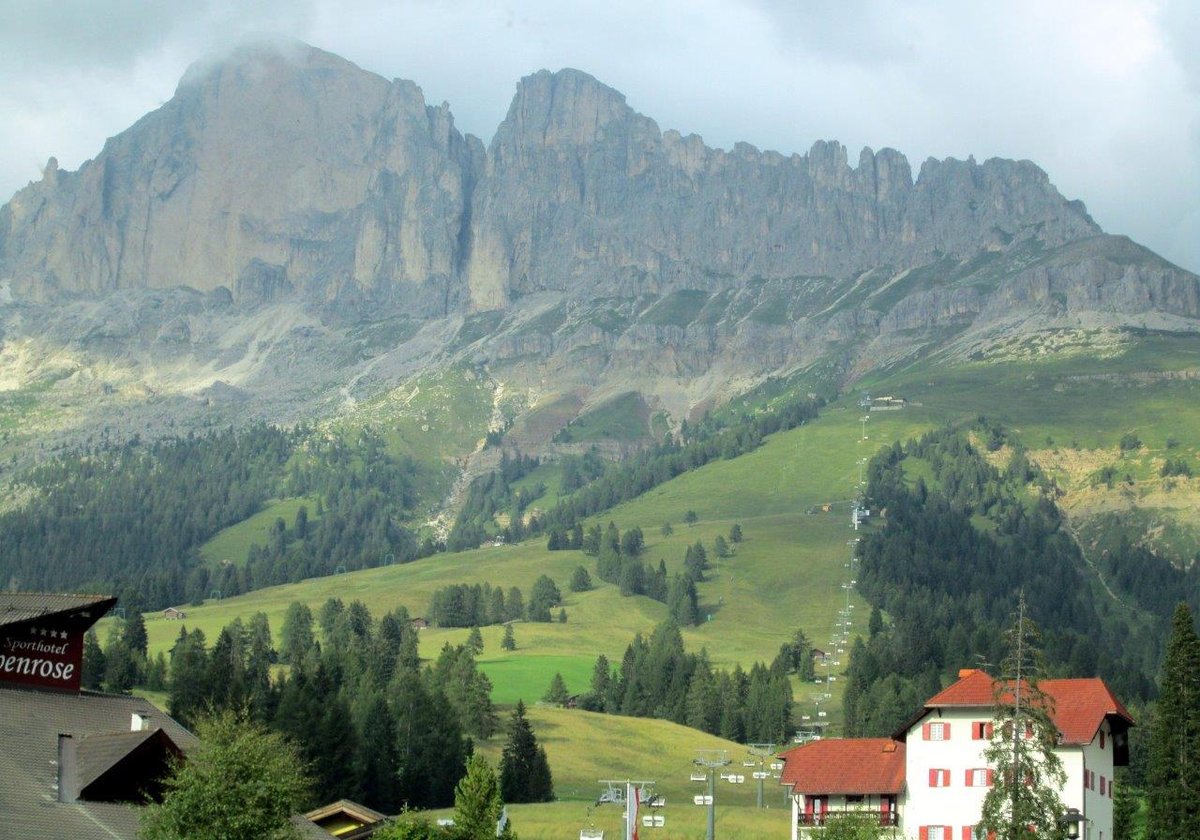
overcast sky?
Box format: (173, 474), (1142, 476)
(1, 0), (1197, 272)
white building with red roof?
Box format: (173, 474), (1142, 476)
(779, 669), (1134, 840)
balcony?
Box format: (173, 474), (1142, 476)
(798, 810), (899, 828)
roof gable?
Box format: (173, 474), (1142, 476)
(779, 738), (906, 795)
(919, 669), (1134, 745)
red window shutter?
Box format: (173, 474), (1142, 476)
(963, 828), (974, 840)
(920, 828), (929, 840)
(986, 722), (994, 739)
(987, 769), (995, 786)
(805, 797), (814, 816)
(1100, 731), (1106, 749)
(944, 723), (951, 739)
(943, 769), (951, 787)
(929, 768), (938, 786)
(1024, 721), (1034, 739)
(1100, 776), (1106, 795)
(965, 769), (974, 787)
(923, 723), (932, 740)
(944, 827), (952, 840)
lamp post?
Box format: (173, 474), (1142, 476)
(1059, 807), (1086, 840)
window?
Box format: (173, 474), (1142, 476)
(965, 768), (993, 787)
(1100, 775), (1106, 795)
(1099, 731), (1106, 749)
(971, 721), (994, 740)
(921, 826), (950, 840)
(929, 768), (951, 787)
(924, 721), (951, 741)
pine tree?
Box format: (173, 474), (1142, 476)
(589, 654), (611, 711)
(979, 594), (1066, 840)
(501, 623), (516, 651)
(568, 566), (592, 592)
(81, 629), (106, 691)
(500, 701), (554, 803)
(1112, 771), (1136, 840)
(125, 611), (149, 657)
(714, 535), (730, 558)
(728, 523), (743, 543)
(467, 626), (484, 654)
(542, 673), (569, 705)
(454, 755), (513, 839)
(1146, 602), (1200, 839)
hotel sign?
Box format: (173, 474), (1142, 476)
(0, 622), (83, 691)
(0, 598), (114, 693)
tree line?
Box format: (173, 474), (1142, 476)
(427, 576), (564, 627)
(85, 598), (555, 815)
(573, 619), (809, 745)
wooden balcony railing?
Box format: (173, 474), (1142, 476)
(798, 811), (899, 828)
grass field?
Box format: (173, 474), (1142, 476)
(127, 400), (923, 731)
(199, 496), (320, 567)
(432, 705), (793, 840)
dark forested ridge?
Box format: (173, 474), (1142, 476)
(0, 425), (426, 609)
(844, 423), (1190, 738)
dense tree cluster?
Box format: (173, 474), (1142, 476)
(426, 578), (562, 627)
(150, 599), (510, 813)
(499, 701), (554, 803)
(537, 395), (821, 534)
(446, 452), (542, 551)
(0, 425), (427, 609)
(578, 621), (794, 744)
(1145, 603), (1200, 839)
(843, 423), (1171, 739)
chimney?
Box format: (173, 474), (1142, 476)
(958, 668), (978, 678)
(131, 712), (151, 731)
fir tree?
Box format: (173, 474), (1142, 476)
(500, 701), (554, 804)
(568, 565), (592, 592)
(501, 623), (516, 651)
(1145, 602), (1200, 839)
(467, 626), (484, 654)
(728, 523), (743, 543)
(979, 594), (1066, 840)
(81, 629), (106, 691)
(543, 673), (569, 705)
(1112, 771), (1136, 840)
(454, 755), (513, 839)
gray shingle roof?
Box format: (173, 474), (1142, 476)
(0, 685), (196, 840)
(0, 593), (117, 628)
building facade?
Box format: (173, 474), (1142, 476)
(780, 670), (1133, 840)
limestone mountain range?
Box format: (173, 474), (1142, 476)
(0, 41), (1197, 459)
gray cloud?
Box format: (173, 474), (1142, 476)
(0, 0), (1196, 271)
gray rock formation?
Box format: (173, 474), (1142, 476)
(0, 41), (1197, 457)
(0, 43), (481, 314)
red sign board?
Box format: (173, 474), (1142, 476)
(0, 620), (85, 692)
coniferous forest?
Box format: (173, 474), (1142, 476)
(843, 423), (1197, 746)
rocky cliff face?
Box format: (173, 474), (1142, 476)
(0, 43), (481, 314)
(0, 43), (1197, 454)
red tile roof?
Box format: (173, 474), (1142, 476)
(779, 739), (906, 795)
(922, 669), (1134, 745)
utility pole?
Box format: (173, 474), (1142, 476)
(694, 750), (731, 840)
(747, 743), (778, 808)
(598, 779), (659, 840)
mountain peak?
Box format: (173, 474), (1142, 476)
(177, 38), (376, 95)
(499, 67), (635, 149)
